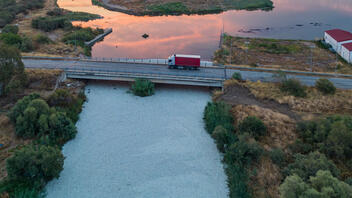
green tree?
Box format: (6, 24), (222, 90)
(238, 116), (267, 139)
(48, 112), (77, 145)
(283, 152), (339, 181)
(6, 145), (64, 185)
(2, 24), (19, 34)
(325, 121), (352, 159)
(280, 171), (352, 198)
(211, 125), (230, 152)
(7, 93), (40, 123)
(0, 44), (27, 95)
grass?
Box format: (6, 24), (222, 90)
(146, 2), (190, 15)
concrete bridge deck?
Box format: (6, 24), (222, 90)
(22, 57), (352, 89)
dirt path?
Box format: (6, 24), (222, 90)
(218, 84), (301, 121)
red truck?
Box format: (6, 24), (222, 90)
(168, 54), (201, 70)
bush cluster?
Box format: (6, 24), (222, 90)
(203, 102), (267, 197)
(8, 92), (79, 145)
(315, 78), (336, 95)
(232, 72), (243, 81)
(130, 78), (155, 97)
(2, 24), (19, 34)
(0, 33), (35, 52)
(0, 0), (44, 27)
(32, 17), (71, 32)
(238, 116), (266, 140)
(280, 78), (307, 97)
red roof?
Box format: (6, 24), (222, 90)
(342, 42), (352, 51)
(325, 29), (352, 42)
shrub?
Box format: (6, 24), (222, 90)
(20, 36), (34, 52)
(238, 116), (266, 139)
(8, 93), (40, 123)
(47, 112), (77, 145)
(130, 78), (155, 97)
(324, 120), (352, 159)
(0, 33), (22, 47)
(280, 170), (352, 198)
(2, 24), (19, 34)
(283, 152), (340, 181)
(225, 134), (263, 166)
(269, 148), (286, 167)
(32, 17), (70, 32)
(203, 101), (233, 134)
(6, 145), (64, 185)
(0, 44), (27, 95)
(226, 164), (251, 198)
(232, 72), (242, 80)
(280, 78), (306, 97)
(315, 78), (336, 95)
(48, 89), (73, 107)
(211, 125), (230, 152)
(34, 34), (52, 44)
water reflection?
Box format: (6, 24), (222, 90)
(58, 0), (352, 59)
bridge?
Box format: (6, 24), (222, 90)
(22, 56), (352, 89)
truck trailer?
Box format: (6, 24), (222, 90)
(168, 54), (201, 70)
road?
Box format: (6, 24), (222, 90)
(23, 59), (352, 89)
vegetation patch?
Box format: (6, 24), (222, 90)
(130, 79), (155, 97)
(315, 78), (336, 95)
(147, 2), (189, 15)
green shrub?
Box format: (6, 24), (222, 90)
(280, 78), (306, 97)
(147, 2), (189, 15)
(283, 152), (340, 181)
(20, 36), (34, 52)
(6, 145), (64, 185)
(238, 116), (266, 139)
(280, 170), (352, 198)
(0, 33), (22, 47)
(211, 125), (230, 152)
(8, 93), (40, 123)
(226, 164), (251, 198)
(0, 44), (27, 95)
(34, 34), (52, 44)
(48, 89), (73, 107)
(269, 148), (285, 167)
(52, 90), (86, 123)
(225, 134), (263, 166)
(232, 72), (243, 80)
(203, 101), (233, 134)
(2, 24), (19, 34)
(32, 17), (70, 32)
(130, 78), (155, 97)
(47, 112), (77, 145)
(11, 187), (45, 198)
(315, 78), (336, 95)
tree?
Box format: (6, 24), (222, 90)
(48, 112), (77, 145)
(283, 152), (339, 181)
(2, 24), (19, 34)
(6, 145), (64, 185)
(7, 93), (40, 123)
(325, 121), (352, 159)
(238, 116), (266, 139)
(232, 72), (242, 81)
(280, 171), (352, 198)
(0, 44), (27, 95)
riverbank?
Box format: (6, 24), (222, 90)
(214, 35), (352, 74)
(93, 0), (273, 16)
(207, 78), (352, 197)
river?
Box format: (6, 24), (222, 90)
(45, 83), (228, 198)
(58, 0), (352, 59)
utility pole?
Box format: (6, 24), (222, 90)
(230, 37), (232, 64)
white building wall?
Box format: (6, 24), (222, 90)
(337, 40), (352, 54)
(340, 46), (352, 63)
(324, 33), (338, 51)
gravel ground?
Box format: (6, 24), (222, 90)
(45, 82), (228, 198)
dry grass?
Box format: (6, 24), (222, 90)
(215, 36), (352, 74)
(244, 80), (352, 115)
(26, 69), (62, 91)
(250, 157), (282, 198)
(232, 105), (297, 149)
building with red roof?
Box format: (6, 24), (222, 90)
(341, 43), (352, 63)
(324, 29), (352, 53)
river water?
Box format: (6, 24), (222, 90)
(45, 83), (228, 198)
(58, 0), (352, 59)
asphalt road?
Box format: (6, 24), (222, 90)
(23, 59), (352, 89)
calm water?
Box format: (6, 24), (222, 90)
(58, 0), (352, 59)
(45, 83), (228, 198)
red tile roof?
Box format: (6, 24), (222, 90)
(325, 29), (352, 42)
(342, 42), (352, 51)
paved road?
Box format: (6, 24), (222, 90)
(23, 59), (352, 89)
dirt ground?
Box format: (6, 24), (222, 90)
(13, 0), (85, 57)
(214, 36), (352, 74)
